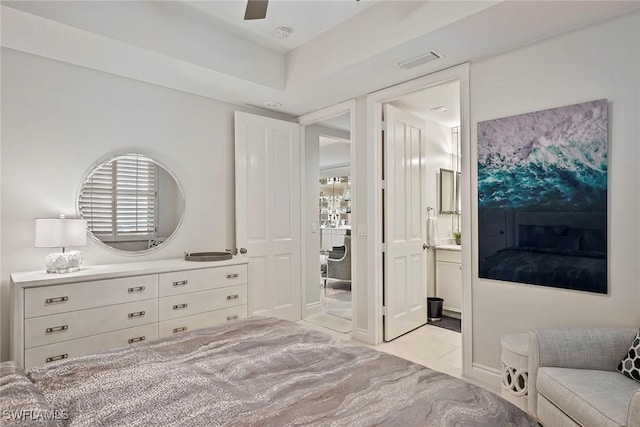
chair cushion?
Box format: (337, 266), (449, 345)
(328, 246), (345, 259)
(537, 367), (639, 427)
(617, 329), (640, 383)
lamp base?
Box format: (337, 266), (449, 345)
(44, 250), (83, 274)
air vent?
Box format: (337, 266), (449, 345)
(398, 50), (443, 70)
(430, 106), (450, 113)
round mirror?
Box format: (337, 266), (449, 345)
(77, 153), (185, 254)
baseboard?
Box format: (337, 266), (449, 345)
(471, 363), (502, 391)
(304, 302), (321, 317)
(353, 328), (372, 345)
(442, 309), (461, 320)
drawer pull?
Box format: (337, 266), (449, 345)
(128, 336), (145, 344)
(45, 296), (68, 305)
(227, 315), (239, 321)
(173, 303), (188, 310)
(227, 273), (239, 279)
(127, 311), (146, 318)
(227, 294), (240, 300)
(45, 325), (68, 334)
(128, 286), (146, 293)
(172, 326), (187, 333)
(173, 280), (188, 287)
(46, 354), (68, 363)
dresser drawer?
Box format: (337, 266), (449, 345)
(436, 249), (461, 263)
(158, 306), (247, 338)
(24, 323), (158, 369)
(24, 275), (158, 318)
(158, 265), (247, 297)
(25, 299), (158, 349)
(159, 285), (247, 321)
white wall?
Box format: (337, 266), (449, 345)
(0, 48), (286, 361)
(469, 11), (640, 372)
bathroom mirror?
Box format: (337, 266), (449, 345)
(77, 153), (185, 254)
(439, 168), (461, 214)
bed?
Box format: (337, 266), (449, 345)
(1, 317), (536, 426)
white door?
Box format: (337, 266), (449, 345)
(235, 111), (301, 321)
(383, 104), (428, 341)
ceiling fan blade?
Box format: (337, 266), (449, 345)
(244, 0), (268, 20)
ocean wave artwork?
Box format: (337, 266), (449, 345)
(477, 100), (608, 294)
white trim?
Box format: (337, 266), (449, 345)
(471, 363), (502, 390)
(299, 124), (308, 318)
(296, 100), (357, 334)
(366, 64), (472, 377)
(305, 302), (322, 317)
(458, 65), (473, 380)
(297, 100), (355, 127)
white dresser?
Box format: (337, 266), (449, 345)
(11, 258), (248, 368)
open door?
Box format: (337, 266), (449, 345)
(383, 104), (428, 341)
(235, 111), (302, 321)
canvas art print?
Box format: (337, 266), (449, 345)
(477, 99), (608, 294)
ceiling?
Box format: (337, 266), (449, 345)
(165, 1), (381, 54)
(317, 112), (351, 132)
(2, 1), (639, 117)
(318, 111), (351, 169)
(391, 80), (460, 128)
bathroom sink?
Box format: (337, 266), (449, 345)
(184, 251), (232, 262)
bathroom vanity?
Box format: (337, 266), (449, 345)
(435, 245), (462, 314)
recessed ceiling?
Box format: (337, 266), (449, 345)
(167, 0), (381, 53)
(2, 1), (638, 117)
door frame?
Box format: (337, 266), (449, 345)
(366, 63), (472, 377)
(296, 100), (358, 333)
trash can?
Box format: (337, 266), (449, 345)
(427, 297), (444, 321)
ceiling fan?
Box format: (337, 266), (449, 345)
(244, 0), (269, 20)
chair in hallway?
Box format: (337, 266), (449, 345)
(327, 234), (351, 287)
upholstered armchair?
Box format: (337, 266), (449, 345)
(528, 327), (639, 427)
(327, 234), (351, 282)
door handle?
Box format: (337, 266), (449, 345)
(423, 243), (428, 250)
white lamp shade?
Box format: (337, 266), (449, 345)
(35, 218), (88, 248)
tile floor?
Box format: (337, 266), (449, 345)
(298, 319), (501, 396)
(299, 320), (461, 375)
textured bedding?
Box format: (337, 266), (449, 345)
(3, 317), (536, 426)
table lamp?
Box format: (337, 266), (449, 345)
(35, 216), (88, 273)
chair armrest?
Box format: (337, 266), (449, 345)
(528, 327), (638, 417)
(629, 390), (640, 427)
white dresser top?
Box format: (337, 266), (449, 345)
(11, 257), (249, 288)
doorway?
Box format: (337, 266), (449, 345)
(366, 64), (472, 377)
(298, 102), (357, 335)
(376, 81), (464, 374)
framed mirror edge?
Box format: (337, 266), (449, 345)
(75, 151), (186, 256)
(439, 168), (462, 215)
